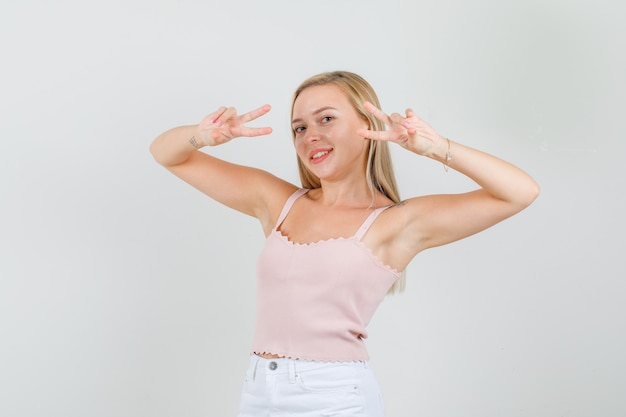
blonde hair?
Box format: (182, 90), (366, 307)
(291, 71), (406, 293)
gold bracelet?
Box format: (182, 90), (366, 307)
(443, 138), (452, 172)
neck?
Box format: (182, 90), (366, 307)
(312, 179), (381, 208)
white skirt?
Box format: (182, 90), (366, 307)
(236, 354), (385, 417)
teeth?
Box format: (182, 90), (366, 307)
(312, 151), (329, 159)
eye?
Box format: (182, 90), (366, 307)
(293, 125), (305, 134)
(321, 116), (333, 123)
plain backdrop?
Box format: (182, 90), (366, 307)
(1, 0), (624, 416)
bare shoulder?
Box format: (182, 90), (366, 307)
(377, 194), (452, 235)
(258, 180), (301, 235)
(362, 198), (415, 243)
(363, 195), (436, 270)
(385, 194), (453, 217)
(378, 196), (428, 225)
(370, 198), (409, 232)
(390, 199), (408, 209)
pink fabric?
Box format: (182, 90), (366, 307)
(252, 189), (400, 362)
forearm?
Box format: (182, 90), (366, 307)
(428, 138), (540, 208)
(150, 124), (201, 167)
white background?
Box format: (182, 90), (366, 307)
(1, 0), (624, 416)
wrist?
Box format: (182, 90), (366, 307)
(192, 124), (214, 148)
(427, 137), (452, 171)
(443, 137), (452, 172)
(189, 135), (202, 149)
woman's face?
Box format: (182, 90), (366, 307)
(291, 84), (370, 184)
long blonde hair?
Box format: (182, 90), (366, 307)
(291, 71), (406, 293)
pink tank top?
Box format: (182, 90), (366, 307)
(252, 189), (400, 362)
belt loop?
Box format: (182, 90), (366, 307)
(252, 356), (261, 382)
(288, 359), (296, 384)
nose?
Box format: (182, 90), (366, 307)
(304, 126), (320, 144)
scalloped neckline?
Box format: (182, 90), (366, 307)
(274, 228), (353, 247)
(271, 229), (400, 275)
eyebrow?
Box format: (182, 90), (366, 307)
(291, 106), (338, 125)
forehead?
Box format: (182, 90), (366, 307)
(292, 84), (353, 115)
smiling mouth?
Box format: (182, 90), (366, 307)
(311, 150), (330, 160)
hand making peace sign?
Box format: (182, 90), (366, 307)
(357, 101), (446, 157)
(196, 104), (273, 147)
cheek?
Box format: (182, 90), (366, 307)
(294, 139), (307, 160)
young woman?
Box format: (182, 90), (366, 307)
(150, 71), (539, 416)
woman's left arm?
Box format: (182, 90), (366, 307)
(359, 102), (540, 257)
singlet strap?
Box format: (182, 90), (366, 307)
(354, 205), (392, 241)
(274, 188), (309, 230)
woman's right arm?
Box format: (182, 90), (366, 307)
(149, 105), (297, 225)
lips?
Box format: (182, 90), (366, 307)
(309, 148), (333, 164)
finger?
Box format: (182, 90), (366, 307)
(389, 112), (405, 126)
(357, 128), (393, 141)
(199, 107), (226, 129)
(401, 109), (424, 133)
(405, 108), (426, 125)
(203, 106), (231, 128)
(211, 106), (228, 121)
(215, 106), (238, 126)
(240, 126), (273, 137)
(363, 101), (391, 125)
(239, 104), (272, 124)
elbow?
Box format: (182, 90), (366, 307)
(516, 179), (541, 210)
(531, 181), (541, 202)
(149, 136), (166, 166)
(149, 140), (159, 163)
(527, 178), (541, 204)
